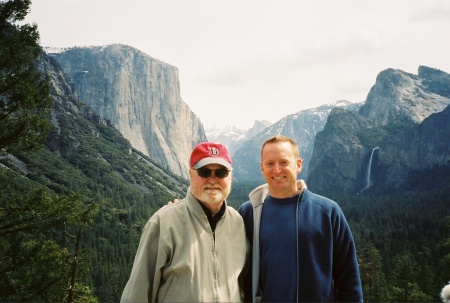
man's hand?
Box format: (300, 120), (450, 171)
(166, 198), (180, 206)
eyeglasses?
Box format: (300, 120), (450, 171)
(194, 167), (230, 179)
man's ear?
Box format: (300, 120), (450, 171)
(297, 158), (303, 174)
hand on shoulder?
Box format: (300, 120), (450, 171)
(165, 198), (181, 207)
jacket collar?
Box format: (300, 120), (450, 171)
(249, 180), (307, 208)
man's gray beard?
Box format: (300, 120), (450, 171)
(200, 189), (225, 204)
(200, 183), (231, 204)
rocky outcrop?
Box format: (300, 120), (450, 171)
(359, 67), (450, 125)
(307, 108), (373, 193)
(308, 66), (450, 194)
(245, 120), (273, 140)
(47, 44), (206, 178)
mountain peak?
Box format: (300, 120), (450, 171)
(206, 120), (273, 156)
(359, 67), (450, 125)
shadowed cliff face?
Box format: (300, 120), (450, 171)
(48, 44), (206, 178)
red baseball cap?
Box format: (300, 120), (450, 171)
(190, 142), (232, 170)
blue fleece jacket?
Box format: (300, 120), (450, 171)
(238, 181), (363, 303)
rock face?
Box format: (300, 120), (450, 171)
(48, 44), (206, 178)
(359, 67), (450, 125)
(35, 51), (188, 197)
(307, 108), (379, 193)
(308, 66), (450, 194)
(375, 104), (450, 187)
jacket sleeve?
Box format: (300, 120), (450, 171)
(238, 202), (254, 302)
(120, 218), (166, 303)
(332, 208), (363, 302)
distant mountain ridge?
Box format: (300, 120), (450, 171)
(206, 120), (272, 156)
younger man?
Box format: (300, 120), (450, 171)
(239, 135), (362, 302)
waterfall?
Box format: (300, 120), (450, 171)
(362, 147), (379, 191)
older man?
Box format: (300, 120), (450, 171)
(121, 142), (248, 302)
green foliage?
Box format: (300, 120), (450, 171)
(331, 188), (449, 302)
(358, 242), (390, 302)
(0, 237), (67, 302)
(441, 216), (450, 280)
(382, 118), (414, 133)
(65, 282), (98, 303)
(391, 251), (433, 302)
(0, 0), (53, 153)
(356, 126), (386, 148)
(0, 189), (98, 302)
(0, 189), (97, 236)
(356, 118), (413, 148)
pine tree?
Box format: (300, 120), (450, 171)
(0, 190), (98, 302)
(441, 216), (450, 287)
(390, 251), (432, 302)
(0, 0), (52, 153)
(358, 241), (390, 302)
(0, 2), (99, 299)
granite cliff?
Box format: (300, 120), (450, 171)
(359, 67), (450, 125)
(47, 44), (206, 178)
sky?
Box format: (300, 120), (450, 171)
(24, 0), (450, 130)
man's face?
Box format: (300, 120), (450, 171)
(260, 141), (302, 198)
(189, 163), (232, 206)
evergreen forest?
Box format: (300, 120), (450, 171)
(1, 1), (449, 302)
